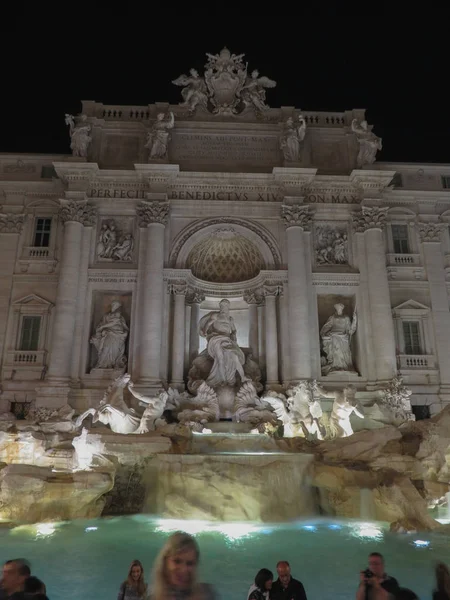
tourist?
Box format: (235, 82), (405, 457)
(0, 559), (31, 599)
(148, 531), (216, 600)
(356, 552), (400, 600)
(247, 568), (273, 600)
(270, 561), (307, 600)
(117, 559), (147, 600)
(433, 562), (450, 600)
(23, 576), (47, 596)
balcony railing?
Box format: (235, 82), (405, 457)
(387, 253), (421, 267)
(23, 246), (50, 258)
(398, 354), (436, 369)
(6, 350), (46, 367)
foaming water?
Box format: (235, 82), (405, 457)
(1, 516), (449, 600)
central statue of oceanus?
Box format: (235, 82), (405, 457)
(187, 298), (262, 416)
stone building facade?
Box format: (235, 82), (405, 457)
(0, 48), (449, 418)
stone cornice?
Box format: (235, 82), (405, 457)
(349, 169), (396, 197)
(53, 162), (99, 191)
(163, 268), (287, 297)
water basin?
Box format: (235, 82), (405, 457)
(1, 516), (449, 600)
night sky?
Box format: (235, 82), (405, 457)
(1, 7), (446, 164)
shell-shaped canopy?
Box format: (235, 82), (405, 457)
(186, 227), (265, 283)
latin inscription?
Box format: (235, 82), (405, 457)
(171, 133), (279, 164)
(90, 189), (146, 199)
(88, 276), (137, 284)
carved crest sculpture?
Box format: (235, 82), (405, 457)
(172, 47), (276, 116)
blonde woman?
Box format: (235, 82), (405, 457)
(118, 559), (148, 600)
(149, 531), (216, 600)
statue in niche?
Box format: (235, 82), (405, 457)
(200, 298), (249, 388)
(172, 68), (208, 113)
(320, 303), (357, 375)
(315, 226), (348, 265)
(351, 118), (382, 167)
(96, 219), (134, 262)
(280, 115), (306, 162)
(64, 113), (92, 158)
(145, 111), (175, 160)
(90, 301), (129, 370)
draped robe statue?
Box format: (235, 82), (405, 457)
(320, 303), (357, 375)
(198, 299), (249, 388)
(90, 301), (129, 370)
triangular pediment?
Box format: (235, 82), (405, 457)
(393, 299), (429, 313)
(12, 294), (53, 307)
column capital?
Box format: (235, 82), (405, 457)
(281, 204), (312, 231)
(136, 200), (170, 227)
(186, 288), (205, 305)
(243, 289), (264, 305)
(352, 206), (388, 233)
(0, 212), (26, 233)
(263, 284), (283, 297)
(59, 199), (96, 227)
(168, 281), (188, 295)
(416, 220), (444, 243)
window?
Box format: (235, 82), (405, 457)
(391, 224), (410, 254)
(442, 176), (450, 189)
(19, 316), (41, 351)
(33, 218), (52, 247)
(403, 321), (421, 355)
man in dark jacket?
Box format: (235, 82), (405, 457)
(270, 561), (307, 600)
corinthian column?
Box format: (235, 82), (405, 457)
(47, 199), (96, 387)
(352, 206), (396, 383)
(416, 221), (450, 401)
(170, 282), (187, 390)
(135, 200), (170, 389)
(281, 204), (313, 382)
(263, 284), (281, 387)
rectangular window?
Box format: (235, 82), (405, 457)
(33, 218), (52, 247)
(391, 224), (409, 254)
(403, 321), (421, 355)
(441, 176), (450, 189)
(19, 316), (41, 351)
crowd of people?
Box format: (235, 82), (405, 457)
(1, 533), (450, 600)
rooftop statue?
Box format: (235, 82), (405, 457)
(172, 47), (276, 116)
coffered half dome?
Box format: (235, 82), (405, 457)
(186, 227), (265, 283)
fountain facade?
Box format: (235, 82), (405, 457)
(0, 46), (450, 529)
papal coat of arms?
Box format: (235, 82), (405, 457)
(172, 47), (276, 116)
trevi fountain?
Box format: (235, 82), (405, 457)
(1, 47), (450, 599)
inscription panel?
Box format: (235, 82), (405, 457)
(171, 132), (280, 167)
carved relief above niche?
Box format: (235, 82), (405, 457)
(96, 217), (135, 263)
(88, 291), (132, 375)
(314, 223), (349, 267)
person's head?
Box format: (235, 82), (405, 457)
(435, 562), (450, 594)
(24, 576), (46, 595)
(255, 568), (273, 591)
(276, 561), (291, 586)
(219, 299), (230, 314)
(153, 532), (200, 599)
(368, 553), (385, 578)
(1, 559), (31, 594)
(334, 303), (345, 315)
(126, 560), (146, 596)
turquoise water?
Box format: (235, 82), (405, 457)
(1, 516), (449, 600)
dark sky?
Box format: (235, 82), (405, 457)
(1, 6), (446, 164)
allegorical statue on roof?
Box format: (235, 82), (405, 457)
(172, 47), (276, 116)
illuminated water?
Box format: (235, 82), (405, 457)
(1, 516), (449, 600)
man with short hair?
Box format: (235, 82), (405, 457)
(356, 552), (400, 600)
(0, 559), (31, 599)
(270, 561), (307, 600)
